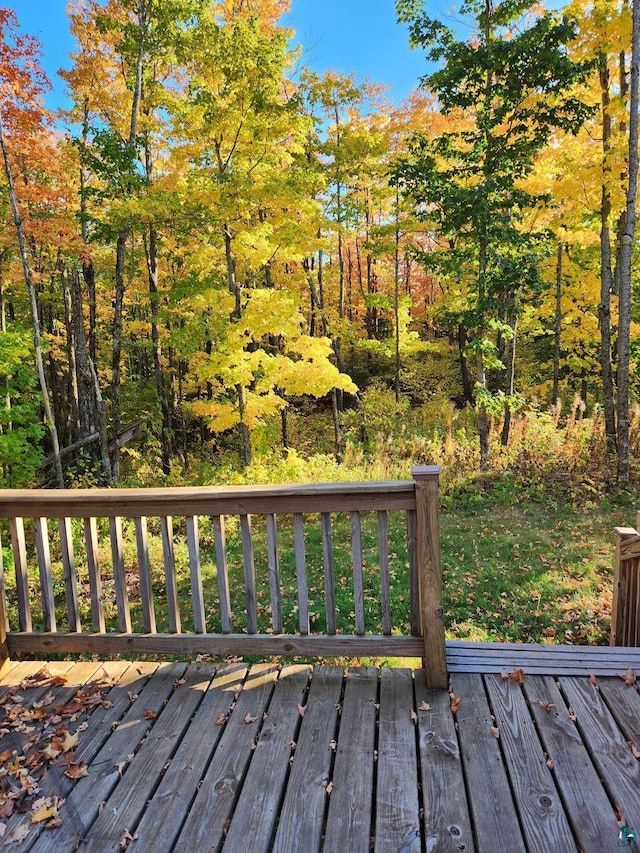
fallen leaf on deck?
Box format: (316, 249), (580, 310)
(629, 741), (640, 759)
(329, 739), (336, 752)
(244, 712), (258, 724)
(418, 702), (431, 712)
(538, 702), (556, 713)
(215, 713), (227, 725)
(510, 669), (525, 684)
(173, 679), (186, 689)
(501, 668), (509, 680)
(64, 762), (88, 780)
(289, 740), (296, 750)
(45, 818), (62, 830)
(143, 709), (157, 720)
(621, 668), (637, 686)
(62, 730), (80, 752)
(127, 692), (138, 703)
(119, 829), (138, 850)
(326, 781), (333, 795)
(568, 707), (577, 722)
(297, 703), (306, 717)
(491, 727), (499, 739)
(7, 825), (30, 844)
(588, 672), (598, 688)
(546, 758), (554, 770)
(31, 803), (57, 824)
(410, 710), (418, 725)
(450, 695), (461, 714)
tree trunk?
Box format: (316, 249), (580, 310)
(500, 315), (518, 447)
(394, 191), (401, 405)
(457, 325), (474, 405)
(552, 241), (562, 406)
(617, 0), (640, 483)
(0, 116), (64, 487)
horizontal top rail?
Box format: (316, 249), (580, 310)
(0, 480), (416, 518)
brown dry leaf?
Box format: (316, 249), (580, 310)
(0, 750), (12, 763)
(143, 709), (157, 720)
(127, 691), (138, 703)
(538, 701), (556, 713)
(546, 757), (554, 770)
(7, 825), (30, 844)
(244, 712), (258, 725)
(62, 730), (80, 752)
(173, 679), (186, 689)
(289, 741), (296, 750)
(297, 703), (306, 717)
(418, 701), (431, 712)
(501, 668), (509, 680)
(223, 819), (231, 837)
(410, 709), (418, 725)
(328, 740), (336, 752)
(64, 762), (89, 780)
(326, 781), (333, 795)
(450, 695), (461, 714)
(621, 668), (637, 686)
(510, 668), (525, 684)
(588, 671), (599, 689)
(491, 727), (500, 739)
(568, 707), (577, 722)
(629, 741), (640, 760)
(215, 713), (227, 726)
(119, 829), (138, 850)
(45, 818), (62, 830)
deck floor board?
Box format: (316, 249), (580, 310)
(2, 649), (639, 852)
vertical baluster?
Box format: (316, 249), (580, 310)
(321, 513), (336, 635)
(293, 513), (309, 635)
(161, 517), (181, 634)
(212, 515), (232, 634)
(10, 518), (31, 632)
(34, 518), (56, 632)
(134, 517), (156, 634)
(186, 516), (205, 633)
(266, 514), (282, 634)
(406, 509), (420, 636)
(59, 518), (81, 632)
(378, 510), (392, 636)
(240, 515), (257, 634)
(109, 517), (131, 633)
(350, 512), (365, 636)
(84, 517), (105, 632)
(0, 526), (8, 633)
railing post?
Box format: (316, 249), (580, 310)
(611, 525), (640, 646)
(411, 466), (447, 689)
(0, 529), (9, 679)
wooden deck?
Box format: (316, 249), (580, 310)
(2, 650), (640, 852)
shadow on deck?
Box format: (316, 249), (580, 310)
(2, 645), (640, 853)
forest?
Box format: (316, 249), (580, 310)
(0, 0), (638, 492)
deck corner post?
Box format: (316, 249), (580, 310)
(0, 539), (9, 679)
(411, 466), (447, 689)
(611, 525), (640, 646)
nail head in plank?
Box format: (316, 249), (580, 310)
(84, 517), (104, 633)
(59, 517), (81, 632)
(212, 515), (232, 634)
(350, 512), (365, 636)
(160, 516), (181, 634)
(240, 514), (258, 634)
(134, 516), (156, 634)
(33, 518), (56, 633)
(293, 513), (309, 636)
(265, 513), (282, 634)
(109, 517), (131, 633)
(186, 515), (205, 634)
(9, 517), (31, 632)
(321, 512), (336, 635)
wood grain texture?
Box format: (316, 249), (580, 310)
(223, 665), (311, 853)
(109, 517), (131, 633)
(323, 667), (378, 853)
(58, 518), (81, 632)
(378, 511), (392, 635)
(321, 512), (336, 635)
(293, 513), (309, 636)
(33, 517), (56, 632)
(240, 514), (257, 634)
(598, 675), (640, 744)
(485, 673), (575, 851)
(453, 672), (523, 853)
(212, 514), (232, 634)
(271, 665), (343, 853)
(374, 668), (420, 853)
(524, 675), (619, 853)
(173, 664), (278, 853)
(266, 513), (282, 634)
(414, 673), (475, 853)
(185, 515), (205, 633)
(9, 517), (31, 632)
(407, 509), (420, 636)
(134, 517), (156, 634)
(160, 516), (180, 633)
(84, 516), (104, 633)
(351, 511), (365, 635)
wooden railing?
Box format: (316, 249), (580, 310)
(611, 516), (640, 646)
(0, 466), (447, 687)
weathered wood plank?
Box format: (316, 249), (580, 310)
(323, 667), (378, 853)
(30, 662), (188, 853)
(109, 517), (131, 634)
(131, 663), (248, 853)
(84, 517), (105, 633)
(414, 671), (475, 853)
(351, 511), (365, 635)
(223, 665), (311, 853)
(7, 631), (424, 658)
(293, 513), (309, 636)
(271, 665), (343, 853)
(378, 511), (392, 635)
(160, 516), (181, 633)
(78, 663), (218, 853)
(524, 675), (619, 853)
(453, 672), (523, 852)
(485, 673), (576, 851)
(59, 518), (81, 632)
(374, 668), (421, 853)
(212, 514), (232, 634)
(599, 675), (640, 744)
(240, 514), (257, 634)
(185, 515), (205, 633)
(0, 480), (416, 519)
(407, 508), (420, 636)
(559, 675), (640, 826)
(134, 516), (156, 634)
(265, 513), (282, 634)
(322, 512), (336, 635)
(173, 664), (278, 853)
(33, 517), (56, 632)
(9, 517), (31, 632)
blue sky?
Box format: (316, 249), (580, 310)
(7, 1), (430, 110)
